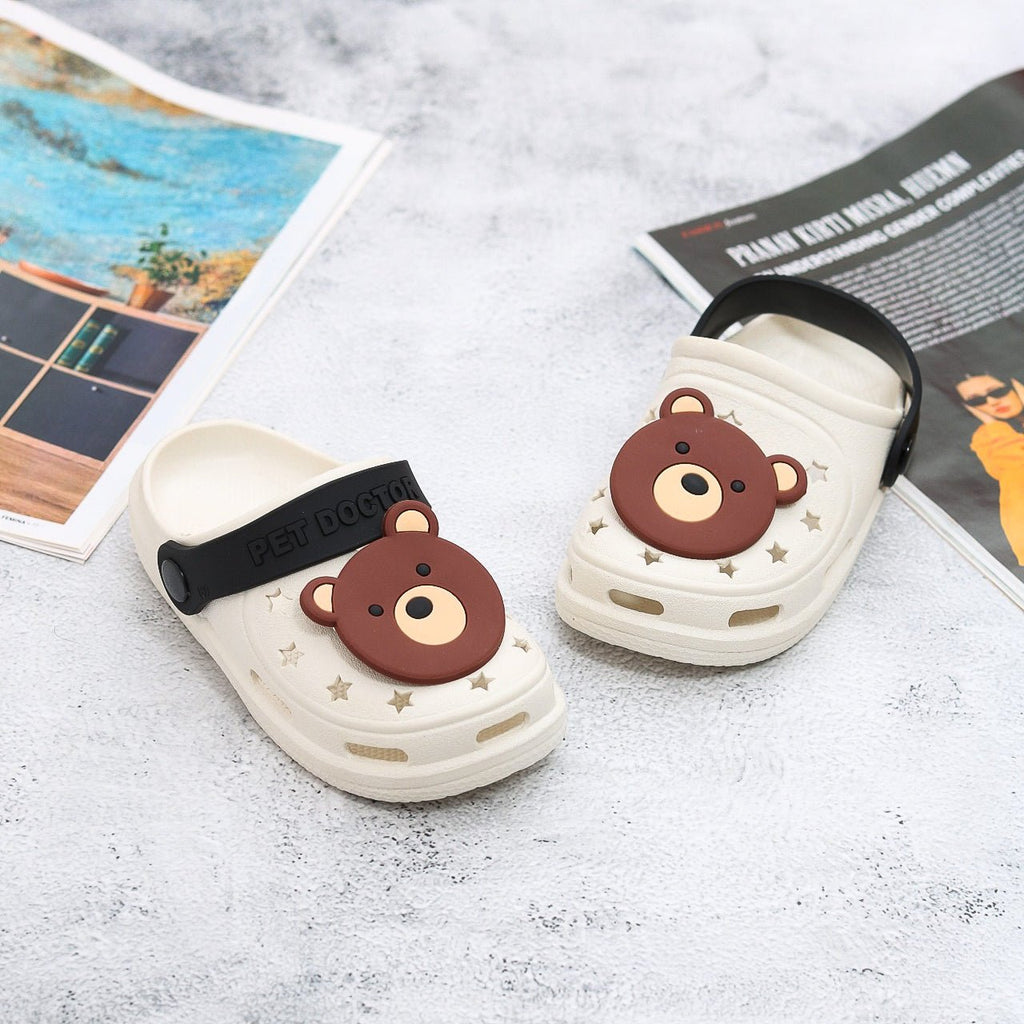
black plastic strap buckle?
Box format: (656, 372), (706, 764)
(692, 275), (921, 488)
(156, 461), (427, 615)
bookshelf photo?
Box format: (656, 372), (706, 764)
(0, 259), (206, 524)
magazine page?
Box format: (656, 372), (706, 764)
(0, 1), (387, 561)
(635, 70), (1024, 608)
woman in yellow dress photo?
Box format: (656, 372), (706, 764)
(956, 373), (1024, 565)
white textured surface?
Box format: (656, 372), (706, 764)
(3, 1), (1024, 1020)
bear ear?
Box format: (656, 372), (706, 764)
(769, 455), (808, 506)
(383, 499), (439, 537)
(300, 575), (340, 626)
(659, 387), (714, 420)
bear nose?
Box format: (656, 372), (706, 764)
(394, 585), (468, 647)
(406, 596), (433, 619)
(681, 472), (709, 495)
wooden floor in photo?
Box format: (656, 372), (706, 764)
(0, 432), (101, 523)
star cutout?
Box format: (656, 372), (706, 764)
(767, 542), (788, 563)
(807, 460), (829, 483)
(513, 638), (531, 653)
(801, 511), (822, 532)
(589, 518), (608, 535)
(717, 409), (743, 426)
(327, 677), (352, 701)
(388, 690), (413, 714)
(279, 642), (304, 666)
(265, 587), (291, 611)
(641, 548), (662, 565)
(591, 486), (606, 501)
(470, 672), (493, 691)
(718, 559), (737, 578)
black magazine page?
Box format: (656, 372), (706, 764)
(636, 70), (1024, 606)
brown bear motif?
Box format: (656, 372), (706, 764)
(609, 387), (807, 560)
(300, 500), (506, 685)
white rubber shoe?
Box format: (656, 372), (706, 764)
(556, 277), (919, 666)
(130, 420), (566, 801)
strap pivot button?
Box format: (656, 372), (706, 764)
(160, 558), (189, 605)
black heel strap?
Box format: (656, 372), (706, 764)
(692, 275), (920, 487)
(157, 461), (427, 615)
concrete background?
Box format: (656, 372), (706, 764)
(3, 1), (1024, 1021)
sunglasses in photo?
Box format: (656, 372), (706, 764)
(963, 384), (1015, 407)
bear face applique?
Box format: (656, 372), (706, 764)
(300, 500), (506, 685)
(609, 387), (807, 560)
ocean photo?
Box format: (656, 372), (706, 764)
(0, 20), (340, 322)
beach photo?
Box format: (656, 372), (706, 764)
(0, 17), (341, 321)
(0, 10), (379, 536)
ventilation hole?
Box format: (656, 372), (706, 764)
(568, 564), (573, 583)
(345, 743), (409, 762)
(477, 712), (529, 744)
(608, 590), (664, 615)
(728, 606), (780, 627)
(249, 670), (292, 716)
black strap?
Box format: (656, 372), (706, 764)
(156, 461), (427, 615)
(692, 275), (920, 487)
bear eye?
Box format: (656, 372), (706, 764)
(416, 563), (431, 577)
(675, 442), (690, 455)
(368, 604), (384, 616)
(731, 480), (745, 493)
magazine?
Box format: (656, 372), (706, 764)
(635, 70), (1024, 609)
(0, 1), (388, 561)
